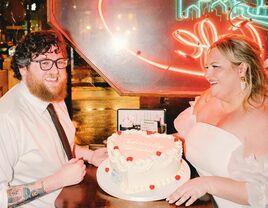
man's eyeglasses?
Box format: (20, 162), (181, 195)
(31, 58), (69, 71)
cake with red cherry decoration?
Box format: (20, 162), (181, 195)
(106, 130), (183, 193)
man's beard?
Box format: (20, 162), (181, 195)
(26, 74), (67, 102)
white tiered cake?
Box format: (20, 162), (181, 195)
(105, 130), (183, 193)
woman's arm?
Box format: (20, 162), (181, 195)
(208, 176), (248, 204)
(73, 144), (108, 167)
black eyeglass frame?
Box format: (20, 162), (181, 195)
(31, 58), (69, 71)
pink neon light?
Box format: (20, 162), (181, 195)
(172, 19), (218, 67)
(245, 24), (262, 51)
(229, 20), (262, 52)
(174, 18), (263, 68)
(173, 29), (203, 59)
(98, 0), (204, 77)
(199, 19), (218, 48)
(98, 0), (263, 77)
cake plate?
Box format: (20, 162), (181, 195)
(96, 159), (190, 202)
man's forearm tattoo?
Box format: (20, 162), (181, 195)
(7, 181), (46, 207)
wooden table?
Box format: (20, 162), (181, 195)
(55, 165), (214, 208)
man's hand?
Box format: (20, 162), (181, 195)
(53, 158), (86, 188)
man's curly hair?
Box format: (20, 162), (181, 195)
(12, 30), (67, 80)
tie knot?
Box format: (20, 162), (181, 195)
(47, 103), (54, 110)
(47, 103), (58, 125)
(47, 103), (56, 114)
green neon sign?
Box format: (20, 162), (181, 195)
(176, 0), (268, 28)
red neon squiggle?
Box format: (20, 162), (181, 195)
(173, 29), (203, 59)
(198, 19), (218, 49)
(98, 0), (263, 77)
(172, 19), (218, 69)
(229, 20), (262, 52)
(173, 18), (263, 68)
(98, 0), (204, 77)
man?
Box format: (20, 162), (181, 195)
(0, 30), (107, 207)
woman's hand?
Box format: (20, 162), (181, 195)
(74, 145), (108, 167)
(90, 148), (108, 167)
(166, 177), (211, 206)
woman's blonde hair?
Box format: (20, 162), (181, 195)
(209, 34), (268, 108)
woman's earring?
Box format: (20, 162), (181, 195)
(240, 76), (247, 90)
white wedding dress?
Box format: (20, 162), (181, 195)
(174, 98), (268, 208)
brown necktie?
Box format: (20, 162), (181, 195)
(47, 103), (73, 160)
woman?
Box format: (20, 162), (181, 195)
(167, 34), (268, 207)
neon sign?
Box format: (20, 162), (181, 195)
(176, 0), (268, 28)
(48, 0), (268, 95)
(98, 0), (264, 76)
(172, 18), (263, 69)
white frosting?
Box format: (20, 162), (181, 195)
(106, 130), (183, 193)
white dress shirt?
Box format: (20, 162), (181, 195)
(0, 81), (75, 208)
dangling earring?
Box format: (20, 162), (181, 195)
(240, 76), (247, 90)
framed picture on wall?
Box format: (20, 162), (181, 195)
(117, 109), (166, 133)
